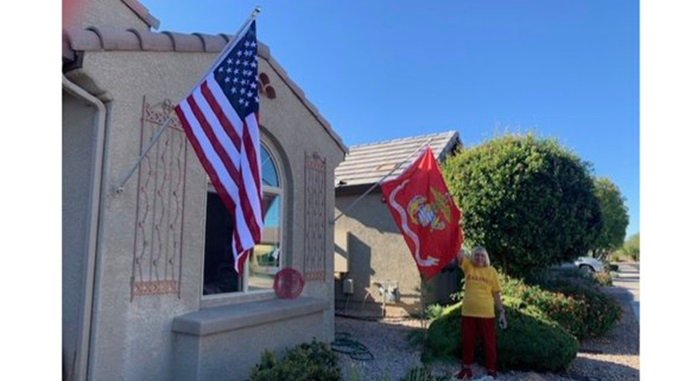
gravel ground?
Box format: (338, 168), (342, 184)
(335, 284), (639, 381)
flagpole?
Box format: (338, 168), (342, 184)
(114, 6), (262, 194)
(331, 138), (433, 224)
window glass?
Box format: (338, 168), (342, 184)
(203, 144), (282, 296)
(203, 192), (239, 295)
(261, 148), (279, 187)
(248, 193), (281, 290)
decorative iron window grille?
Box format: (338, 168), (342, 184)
(304, 152), (327, 281)
(131, 98), (187, 300)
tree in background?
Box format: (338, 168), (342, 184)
(442, 134), (602, 278)
(591, 177), (629, 260)
(622, 233), (640, 261)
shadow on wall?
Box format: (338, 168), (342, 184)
(396, 264), (462, 317)
(335, 233), (379, 313)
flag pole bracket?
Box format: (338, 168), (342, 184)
(114, 117), (172, 194)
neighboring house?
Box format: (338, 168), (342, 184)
(334, 131), (463, 317)
(62, 1), (346, 380)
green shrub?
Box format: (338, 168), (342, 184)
(533, 267), (602, 289)
(591, 177), (629, 260)
(250, 340), (341, 381)
(425, 304), (447, 320)
(424, 297), (578, 372)
(540, 278), (621, 337)
(442, 134), (602, 278)
(593, 271), (614, 286)
(622, 233), (640, 261)
(499, 273), (588, 338)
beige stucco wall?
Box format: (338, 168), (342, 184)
(78, 0), (151, 30)
(65, 46), (344, 380)
(334, 192), (458, 317)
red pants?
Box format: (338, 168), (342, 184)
(461, 316), (497, 372)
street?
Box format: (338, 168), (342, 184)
(610, 262), (640, 320)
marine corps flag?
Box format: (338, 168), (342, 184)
(380, 147), (464, 279)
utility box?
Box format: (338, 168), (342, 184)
(342, 278), (354, 295)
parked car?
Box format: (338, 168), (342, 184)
(552, 256), (606, 274)
(574, 256), (605, 273)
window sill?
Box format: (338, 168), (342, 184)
(173, 297), (328, 337)
(200, 289), (276, 309)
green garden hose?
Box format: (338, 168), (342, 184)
(331, 331), (375, 361)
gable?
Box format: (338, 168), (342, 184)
(73, 0), (159, 30)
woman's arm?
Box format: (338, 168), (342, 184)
(493, 291), (508, 329)
(493, 291), (504, 311)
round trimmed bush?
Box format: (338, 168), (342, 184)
(424, 297), (578, 372)
(442, 134), (602, 278)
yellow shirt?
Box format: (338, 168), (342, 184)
(460, 258), (501, 318)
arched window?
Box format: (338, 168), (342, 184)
(203, 143), (284, 295)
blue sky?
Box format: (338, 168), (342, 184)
(141, 0), (639, 238)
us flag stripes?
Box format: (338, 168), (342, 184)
(175, 19), (262, 273)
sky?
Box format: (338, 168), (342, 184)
(141, 0), (639, 239)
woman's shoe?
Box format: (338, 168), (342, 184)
(455, 367), (473, 380)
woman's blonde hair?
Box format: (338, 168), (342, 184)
(471, 246), (490, 266)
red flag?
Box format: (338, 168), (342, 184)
(380, 147), (464, 279)
(175, 20), (262, 273)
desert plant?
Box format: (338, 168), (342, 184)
(250, 340), (341, 381)
(424, 297), (578, 372)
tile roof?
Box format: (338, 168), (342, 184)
(335, 130), (461, 188)
(122, 0), (160, 29)
(62, 27), (347, 153)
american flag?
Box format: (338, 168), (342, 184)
(175, 20), (262, 273)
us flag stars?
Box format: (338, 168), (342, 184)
(214, 31), (259, 120)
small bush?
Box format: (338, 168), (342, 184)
(541, 278), (621, 338)
(593, 271), (614, 286)
(250, 340), (341, 381)
(536, 267), (609, 288)
(500, 273), (588, 338)
(424, 297), (578, 372)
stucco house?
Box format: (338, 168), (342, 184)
(334, 131), (462, 317)
(62, 1), (346, 380)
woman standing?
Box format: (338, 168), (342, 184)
(455, 246), (507, 380)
